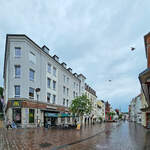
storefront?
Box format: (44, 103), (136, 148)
(44, 111), (59, 127)
(6, 99), (71, 128)
(11, 100), (22, 125)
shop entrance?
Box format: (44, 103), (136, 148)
(44, 111), (59, 127)
(12, 108), (21, 124)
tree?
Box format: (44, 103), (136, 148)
(69, 94), (92, 125)
(0, 87), (3, 97)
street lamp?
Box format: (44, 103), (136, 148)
(35, 88), (40, 127)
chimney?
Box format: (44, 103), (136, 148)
(42, 45), (49, 54)
(53, 55), (59, 62)
(67, 68), (72, 73)
(61, 62), (67, 68)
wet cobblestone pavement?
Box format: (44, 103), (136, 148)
(0, 122), (150, 150)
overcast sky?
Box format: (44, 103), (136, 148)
(0, 0), (150, 112)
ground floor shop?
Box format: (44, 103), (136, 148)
(5, 99), (75, 128)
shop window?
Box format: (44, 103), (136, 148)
(29, 109), (34, 123)
(13, 108), (21, 123)
(61, 117), (65, 124)
(67, 117), (70, 123)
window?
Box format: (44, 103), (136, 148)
(73, 91), (75, 98)
(47, 78), (51, 88)
(29, 87), (34, 99)
(67, 99), (69, 107)
(52, 95), (56, 104)
(76, 84), (78, 90)
(63, 98), (65, 106)
(63, 75), (66, 83)
(53, 67), (56, 76)
(47, 93), (51, 103)
(63, 86), (66, 94)
(74, 82), (76, 88)
(15, 65), (21, 78)
(15, 47), (21, 57)
(29, 52), (36, 64)
(48, 64), (51, 73)
(67, 77), (69, 83)
(29, 109), (34, 123)
(67, 88), (69, 96)
(76, 93), (78, 97)
(29, 69), (35, 81)
(15, 85), (20, 97)
(53, 80), (56, 90)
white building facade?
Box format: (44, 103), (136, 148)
(84, 83), (97, 124)
(129, 94), (142, 123)
(3, 34), (86, 128)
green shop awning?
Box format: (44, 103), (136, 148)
(45, 112), (76, 118)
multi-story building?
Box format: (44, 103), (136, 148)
(139, 32), (150, 128)
(140, 92), (148, 127)
(3, 34), (86, 128)
(105, 101), (110, 121)
(84, 83), (97, 124)
(129, 94), (142, 123)
(96, 100), (105, 122)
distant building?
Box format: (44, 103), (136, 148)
(84, 83), (97, 124)
(105, 101), (110, 121)
(129, 94), (142, 123)
(96, 100), (105, 121)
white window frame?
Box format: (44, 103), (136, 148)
(14, 85), (20, 97)
(29, 69), (35, 81)
(47, 78), (51, 88)
(53, 67), (56, 77)
(29, 52), (36, 64)
(15, 47), (21, 58)
(15, 65), (21, 78)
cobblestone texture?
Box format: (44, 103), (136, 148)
(0, 122), (149, 150)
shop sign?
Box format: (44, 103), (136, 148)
(45, 112), (58, 117)
(11, 100), (22, 107)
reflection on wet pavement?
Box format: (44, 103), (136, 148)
(0, 122), (150, 150)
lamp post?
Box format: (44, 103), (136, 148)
(35, 88), (40, 127)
